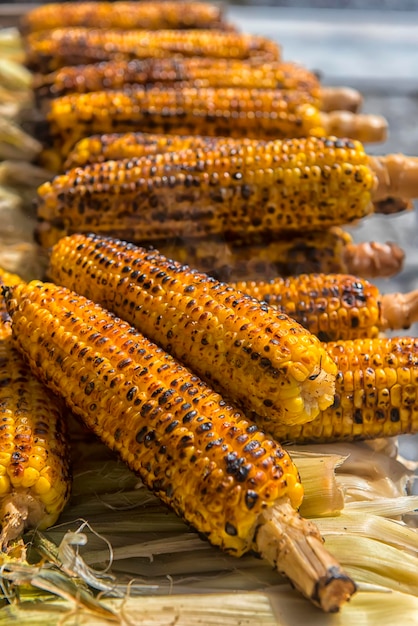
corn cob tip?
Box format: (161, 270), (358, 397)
(256, 499), (356, 612)
(319, 86), (363, 113)
(320, 110), (388, 143)
(381, 289), (418, 331)
(344, 240), (405, 279)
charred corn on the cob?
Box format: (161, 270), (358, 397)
(0, 276), (71, 547)
(231, 273), (418, 341)
(37, 86), (386, 167)
(47, 233), (338, 426)
(147, 230), (406, 282)
(33, 58), (361, 114)
(0, 268), (22, 335)
(24, 28), (280, 74)
(36, 138), (417, 247)
(21, 2), (229, 34)
(5, 279), (356, 611)
(271, 337), (418, 444)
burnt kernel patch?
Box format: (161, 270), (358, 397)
(165, 420), (179, 434)
(390, 408), (400, 422)
(114, 428), (122, 441)
(135, 426), (148, 443)
(353, 409), (363, 424)
(224, 452), (251, 482)
(245, 490), (259, 510)
(183, 409), (197, 423)
(126, 386), (137, 401)
(225, 522), (238, 536)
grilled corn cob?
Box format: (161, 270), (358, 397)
(4, 279), (356, 611)
(37, 86), (386, 167)
(36, 138), (417, 246)
(47, 233), (338, 426)
(0, 276), (71, 547)
(0, 267), (22, 335)
(24, 28), (280, 74)
(231, 273), (418, 342)
(270, 337), (418, 444)
(33, 58), (362, 114)
(149, 230), (406, 282)
(20, 2), (230, 35)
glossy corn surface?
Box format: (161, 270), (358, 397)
(35, 58), (320, 104)
(0, 280), (71, 541)
(271, 337), (418, 444)
(36, 137), (375, 245)
(6, 280), (303, 555)
(21, 1), (228, 34)
(48, 233), (338, 426)
(25, 28), (279, 73)
(232, 273), (381, 342)
(0, 268), (23, 335)
(38, 86), (322, 165)
(64, 131), (241, 170)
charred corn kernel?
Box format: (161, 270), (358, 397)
(36, 137), (378, 244)
(48, 233), (337, 426)
(5, 280), (355, 612)
(21, 2), (228, 34)
(269, 336), (418, 444)
(25, 28), (279, 73)
(0, 275), (71, 545)
(38, 86), (324, 165)
(64, 131), (234, 170)
(0, 268), (23, 338)
(146, 228), (405, 283)
(231, 273), (382, 341)
(0, 335), (71, 543)
(34, 58), (321, 104)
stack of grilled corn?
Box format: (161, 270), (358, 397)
(0, 1), (418, 622)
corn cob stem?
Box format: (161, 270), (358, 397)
(256, 502), (355, 612)
(4, 280), (355, 611)
(369, 154), (418, 203)
(343, 240), (405, 279)
(381, 289), (418, 331)
(320, 110), (387, 144)
(318, 86), (363, 113)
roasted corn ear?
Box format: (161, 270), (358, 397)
(33, 57), (361, 113)
(231, 273), (418, 341)
(146, 230), (405, 282)
(271, 337), (418, 444)
(4, 279), (355, 611)
(24, 28), (280, 73)
(48, 232), (338, 426)
(36, 86), (386, 167)
(0, 277), (71, 547)
(36, 138), (418, 246)
(21, 2), (229, 35)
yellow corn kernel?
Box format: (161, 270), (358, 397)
(25, 27), (279, 73)
(36, 137), (378, 245)
(48, 233), (337, 426)
(5, 279), (355, 612)
(267, 337), (418, 444)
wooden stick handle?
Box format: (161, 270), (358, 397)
(319, 86), (363, 113)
